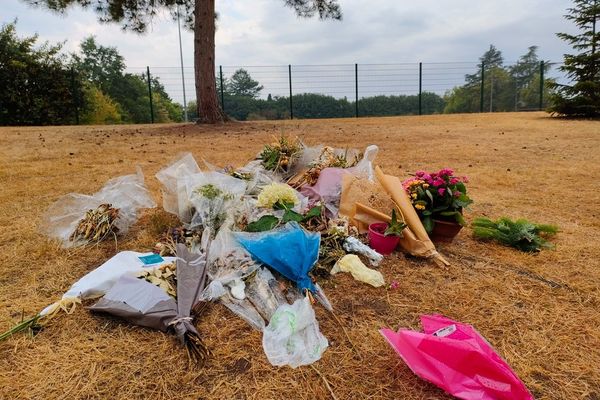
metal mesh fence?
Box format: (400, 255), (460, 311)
(123, 61), (566, 122)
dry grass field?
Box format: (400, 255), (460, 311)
(0, 112), (599, 400)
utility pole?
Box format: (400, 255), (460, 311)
(480, 62), (485, 112)
(177, 6), (188, 122)
(592, 0), (597, 56)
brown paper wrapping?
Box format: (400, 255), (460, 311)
(339, 169), (449, 267)
(339, 174), (396, 232)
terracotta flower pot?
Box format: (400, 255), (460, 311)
(368, 222), (400, 255)
(430, 219), (463, 243)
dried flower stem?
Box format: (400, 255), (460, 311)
(309, 364), (338, 400)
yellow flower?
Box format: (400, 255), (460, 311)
(411, 193), (417, 199)
(415, 204), (425, 210)
(423, 183), (429, 189)
(257, 183), (299, 208)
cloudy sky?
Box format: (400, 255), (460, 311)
(3, 0), (575, 102)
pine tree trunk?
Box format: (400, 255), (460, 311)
(194, 0), (226, 123)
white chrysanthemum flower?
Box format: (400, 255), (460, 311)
(257, 183), (299, 208)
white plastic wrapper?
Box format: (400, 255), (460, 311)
(344, 236), (384, 266)
(313, 283), (333, 312)
(262, 297), (328, 368)
(236, 160), (278, 195)
(201, 273), (266, 331)
(297, 145), (379, 218)
(182, 171), (247, 232)
(40, 251), (176, 316)
(353, 145), (379, 181)
(200, 225), (265, 330)
(245, 267), (286, 321)
(220, 295), (266, 331)
(291, 145), (362, 177)
(201, 261), (258, 302)
(155, 153), (200, 219)
(207, 221), (249, 266)
(40, 169), (156, 247)
(100, 275), (173, 314)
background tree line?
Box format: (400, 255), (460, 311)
(185, 68), (445, 121)
(186, 46), (550, 121)
(0, 21), (182, 126)
(2, 20), (558, 125)
(444, 45), (554, 113)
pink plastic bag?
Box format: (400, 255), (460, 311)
(300, 167), (353, 217)
(380, 315), (534, 400)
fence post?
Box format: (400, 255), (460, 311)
(418, 62), (423, 115)
(539, 61), (544, 110)
(480, 62), (485, 113)
(355, 63), (359, 118)
(288, 64), (293, 119)
(490, 71), (494, 112)
(219, 65), (225, 113)
(147, 66), (154, 123)
(71, 67), (79, 125)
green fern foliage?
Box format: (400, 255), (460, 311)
(472, 217), (558, 252)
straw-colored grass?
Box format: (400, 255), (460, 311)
(1, 112), (599, 399)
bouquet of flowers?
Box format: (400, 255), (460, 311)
(403, 168), (473, 233)
(288, 146), (360, 188)
(69, 203), (120, 244)
(259, 135), (302, 174)
(246, 183), (322, 232)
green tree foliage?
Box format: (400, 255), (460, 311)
(228, 69), (263, 98)
(147, 75), (183, 122)
(464, 45), (504, 85)
(550, 0), (600, 117)
(0, 21), (77, 125)
(0, 26), (182, 126)
(443, 86), (478, 114)
(210, 69), (447, 121)
(223, 94), (262, 120)
(446, 45), (504, 113)
(444, 45), (553, 113)
(219, 92), (446, 121)
(186, 100), (199, 121)
(215, 74), (230, 95)
(210, 68), (445, 120)
(24, 0), (342, 123)
(73, 36), (125, 95)
(75, 36), (182, 123)
(510, 46), (552, 109)
(289, 93), (353, 118)
(359, 92), (444, 116)
(80, 84), (122, 124)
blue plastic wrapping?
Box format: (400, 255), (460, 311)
(235, 222), (320, 293)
